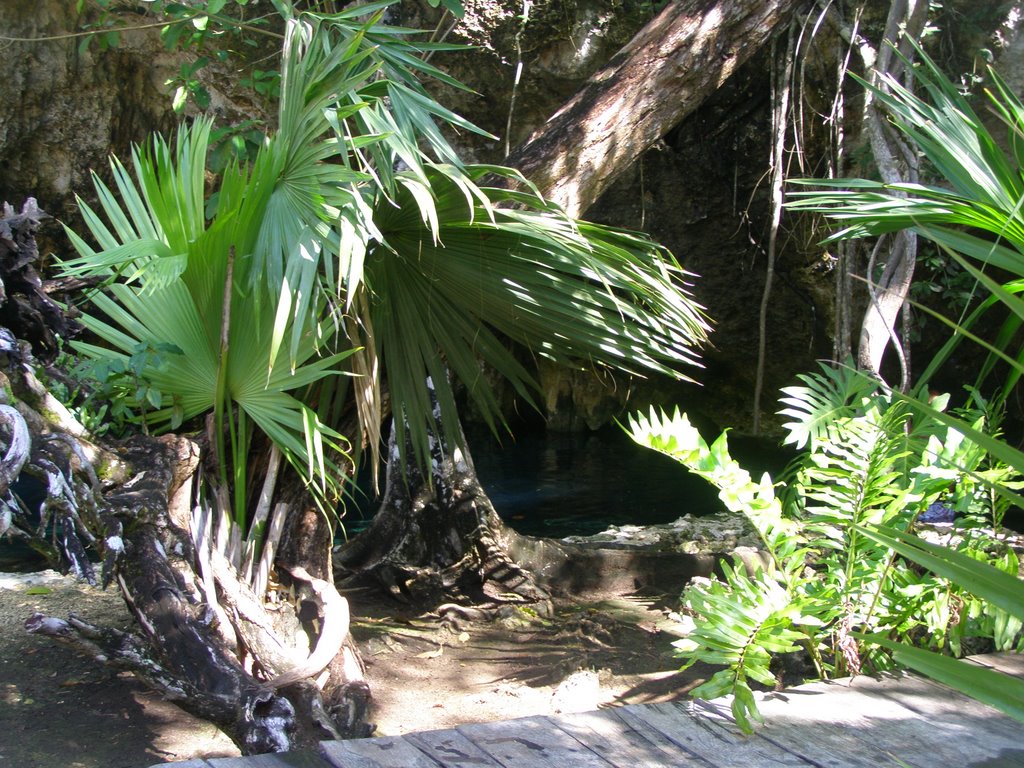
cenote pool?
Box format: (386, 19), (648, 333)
(344, 425), (793, 539)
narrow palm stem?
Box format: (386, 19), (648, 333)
(214, 246), (236, 514)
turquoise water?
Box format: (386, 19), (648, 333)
(344, 425), (791, 539)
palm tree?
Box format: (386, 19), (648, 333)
(60, 1), (710, 749)
(70, 4), (709, 508)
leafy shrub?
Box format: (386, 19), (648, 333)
(628, 364), (1022, 731)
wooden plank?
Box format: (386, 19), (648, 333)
(754, 675), (1004, 767)
(209, 752), (333, 767)
(550, 708), (703, 767)
(404, 727), (506, 767)
(615, 701), (813, 766)
(698, 682), (925, 768)
(456, 715), (615, 767)
(847, 672), (1024, 761)
(319, 735), (441, 768)
(967, 650), (1024, 676)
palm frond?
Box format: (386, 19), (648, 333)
(363, 171), (711, 468)
(64, 115), (354, 519)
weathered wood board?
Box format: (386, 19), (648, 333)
(455, 714), (619, 766)
(616, 700), (813, 766)
(550, 708), (709, 767)
(319, 734), (445, 767)
(152, 653), (1023, 768)
(209, 752), (332, 767)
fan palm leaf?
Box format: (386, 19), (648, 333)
(361, 169), (711, 469)
(65, 118), (355, 522)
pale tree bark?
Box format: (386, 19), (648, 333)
(507, 0), (805, 217)
(835, 0), (929, 385)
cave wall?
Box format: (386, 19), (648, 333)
(0, 1), (178, 245)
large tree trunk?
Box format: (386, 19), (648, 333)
(336, 392), (551, 610)
(506, 0), (803, 217)
(335, 404), (719, 611)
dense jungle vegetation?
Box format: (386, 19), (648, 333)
(0, 0), (1022, 754)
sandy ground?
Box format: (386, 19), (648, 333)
(0, 570), (702, 768)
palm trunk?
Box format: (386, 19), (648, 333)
(336, 400), (550, 608)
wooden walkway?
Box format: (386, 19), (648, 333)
(153, 653), (1024, 768)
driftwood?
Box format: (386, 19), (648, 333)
(0, 199), (80, 363)
(17, 429), (373, 751)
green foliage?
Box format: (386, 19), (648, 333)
(76, 0), (466, 113)
(628, 364), (1020, 731)
(67, 4), (709, 538)
(240, 69), (281, 100)
(66, 116), (356, 526)
(672, 562), (810, 733)
(776, 42), (1024, 725)
(83, 341), (186, 433)
(168, 57), (213, 113)
(423, 0), (465, 19)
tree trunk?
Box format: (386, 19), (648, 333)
(506, 0), (803, 217)
(336, 387), (551, 610)
(339, 0), (803, 601)
(853, 0), (928, 388)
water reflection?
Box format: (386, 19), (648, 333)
(346, 425), (791, 539)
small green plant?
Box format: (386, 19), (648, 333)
(628, 364), (1021, 731)
(83, 341), (186, 434)
(167, 57), (214, 113)
(239, 69), (281, 100)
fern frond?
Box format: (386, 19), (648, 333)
(778, 363), (880, 450)
(801, 408), (911, 533)
(627, 408), (803, 563)
(675, 561), (809, 732)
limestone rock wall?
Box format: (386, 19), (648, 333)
(0, 2), (177, 233)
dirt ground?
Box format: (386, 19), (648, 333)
(0, 569), (704, 768)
